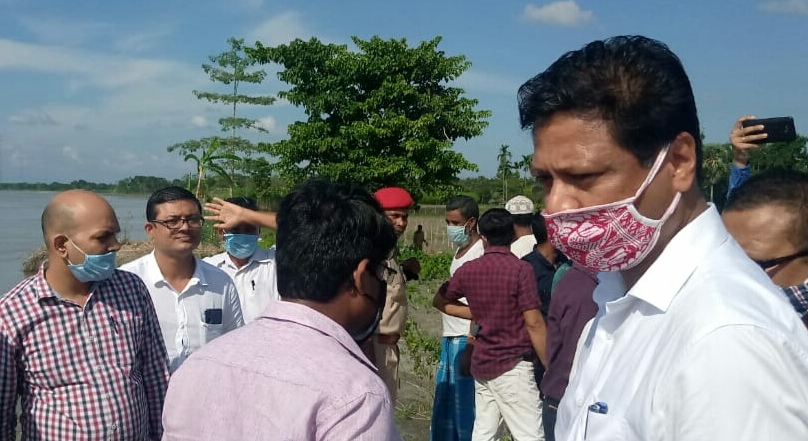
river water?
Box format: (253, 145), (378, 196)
(0, 190), (149, 292)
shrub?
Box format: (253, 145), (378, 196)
(398, 245), (452, 281)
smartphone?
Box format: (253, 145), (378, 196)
(741, 116), (797, 144)
(203, 308), (223, 325)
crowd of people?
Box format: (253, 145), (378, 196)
(2, 34), (808, 441)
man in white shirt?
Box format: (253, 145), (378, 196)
(505, 195), (537, 258)
(430, 195), (485, 441)
(518, 35), (808, 440)
(121, 186), (244, 372)
(204, 196), (279, 324)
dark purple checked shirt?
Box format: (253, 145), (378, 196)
(0, 264), (170, 441)
(540, 263), (598, 402)
(445, 246), (541, 381)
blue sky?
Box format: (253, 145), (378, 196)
(1, 0), (806, 183)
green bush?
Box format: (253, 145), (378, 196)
(398, 245), (453, 281)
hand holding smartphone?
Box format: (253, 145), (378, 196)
(741, 116), (797, 144)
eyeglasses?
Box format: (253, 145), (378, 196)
(753, 249), (808, 270)
(150, 217), (205, 230)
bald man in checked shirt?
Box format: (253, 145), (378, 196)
(0, 190), (169, 441)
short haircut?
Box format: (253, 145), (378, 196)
(518, 35), (703, 181)
(41, 203), (74, 241)
(478, 208), (515, 247)
(532, 215), (549, 245)
(275, 181), (397, 303)
(146, 186), (202, 221)
(446, 195), (480, 221)
(513, 213), (534, 227)
(724, 168), (808, 250)
(225, 196), (258, 211)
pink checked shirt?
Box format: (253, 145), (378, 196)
(0, 264), (170, 440)
(162, 300), (402, 441)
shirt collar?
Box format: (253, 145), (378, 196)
(782, 281), (808, 317)
(483, 245), (512, 256)
(34, 261), (103, 302)
(145, 250), (207, 288)
(595, 205), (729, 312)
(211, 247), (276, 268)
(262, 300), (376, 370)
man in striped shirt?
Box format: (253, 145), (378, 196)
(0, 190), (170, 440)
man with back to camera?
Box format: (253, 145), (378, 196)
(203, 196), (279, 324)
(434, 207), (548, 441)
(430, 195), (484, 441)
(0, 190), (169, 440)
(505, 195), (538, 258)
(120, 186), (243, 373)
(518, 35), (808, 440)
(161, 181), (402, 440)
(722, 169), (808, 328)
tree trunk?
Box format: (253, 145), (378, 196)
(195, 166), (205, 199)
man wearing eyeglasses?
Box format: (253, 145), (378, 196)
(121, 186), (244, 372)
(723, 169), (808, 328)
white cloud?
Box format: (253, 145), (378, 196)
(522, 1), (594, 26)
(113, 26), (175, 53)
(62, 146), (81, 162)
(247, 11), (312, 46)
(760, 0), (808, 14)
(191, 115), (209, 127)
(8, 110), (58, 125)
(254, 115), (278, 132)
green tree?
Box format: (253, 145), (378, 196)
(246, 36), (490, 198)
(167, 137), (240, 199)
(195, 37), (276, 138)
(496, 144), (513, 203)
(194, 37), (276, 193)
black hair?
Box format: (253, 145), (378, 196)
(275, 180), (397, 302)
(513, 213), (534, 227)
(478, 208), (515, 247)
(146, 186), (202, 221)
(446, 195), (480, 220)
(225, 196), (258, 211)
(532, 214), (549, 245)
(518, 35), (703, 181)
(724, 168), (808, 249)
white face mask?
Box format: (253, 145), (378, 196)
(542, 146), (681, 272)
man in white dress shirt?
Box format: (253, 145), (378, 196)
(518, 35), (808, 440)
(204, 196), (279, 324)
(121, 186), (244, 372)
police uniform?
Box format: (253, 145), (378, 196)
(368, 187), (414, 402)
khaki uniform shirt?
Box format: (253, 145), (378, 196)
(377, 254), (408, 337)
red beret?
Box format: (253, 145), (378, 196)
(373, 187), (414, 210)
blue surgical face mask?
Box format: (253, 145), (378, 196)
(447, 222), (471, 247)
(66, 239), (117, 283)
(224, 233), (259, 259)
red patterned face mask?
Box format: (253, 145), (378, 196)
(542, 147), (680, 272)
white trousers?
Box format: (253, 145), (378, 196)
(472, 360), (544, 441)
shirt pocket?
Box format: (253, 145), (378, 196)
(106, 312), (144, 370)
(584, 411), (633, 441)
(199, 322), (225, 343)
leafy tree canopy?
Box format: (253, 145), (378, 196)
(247, 35), (491, 199)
